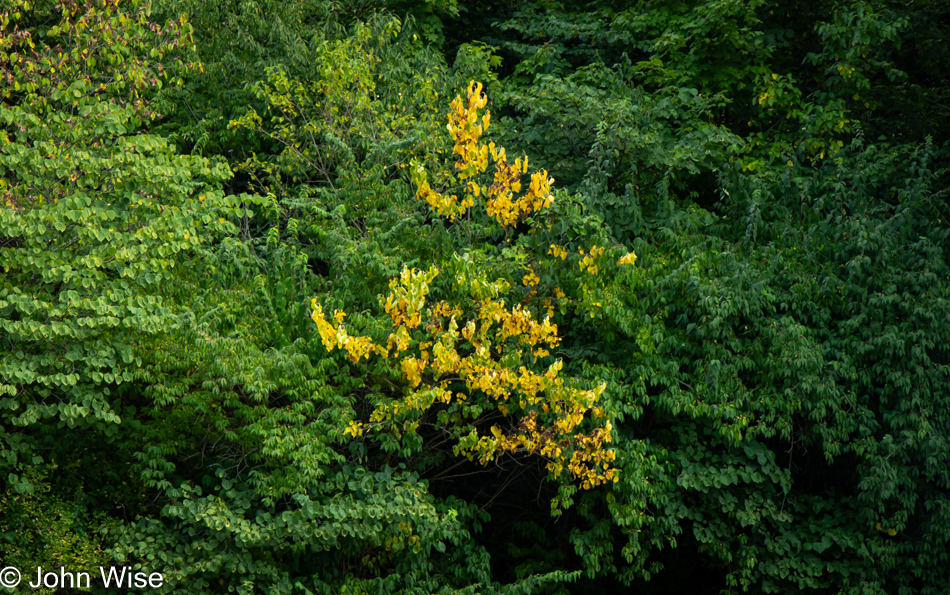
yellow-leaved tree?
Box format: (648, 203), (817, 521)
(312, 82), (619, 490)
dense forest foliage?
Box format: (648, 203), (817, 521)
(1, 0), (948, 592)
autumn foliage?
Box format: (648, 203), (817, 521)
(413, 82), (554, 226)
(312, 86), (615, 489)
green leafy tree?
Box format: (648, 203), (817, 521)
(0, 0), (234, 571)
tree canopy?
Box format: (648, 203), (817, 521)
(1, 0), (948, 593)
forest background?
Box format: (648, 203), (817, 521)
(1, 0), (949, 593)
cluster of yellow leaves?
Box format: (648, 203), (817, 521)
(382, 266), (438, 329)
(617, 251), (637, 266)
(311, 265), (616, 488)
(547, 244), (568, 260)
(413, 81), (554, 227)
(522, 268), (540, 287)
(578, 245), (605, 274)
(478, 405), (616, 490)
(450, 81), (492, 182)
(311, 303), (378, 363)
